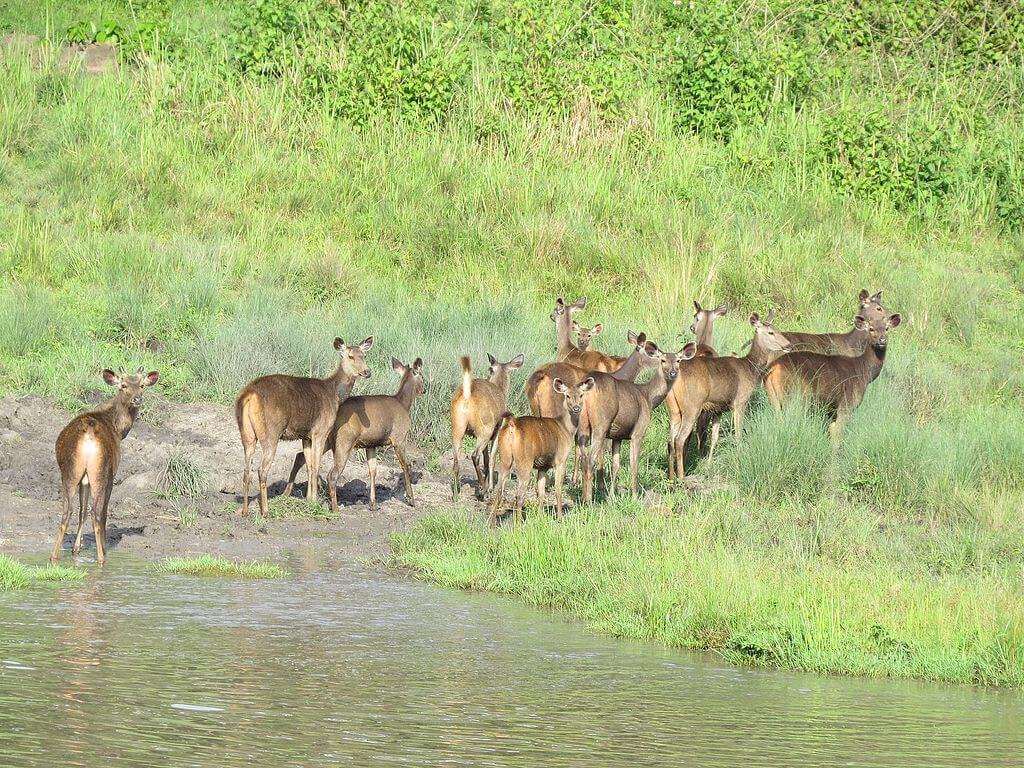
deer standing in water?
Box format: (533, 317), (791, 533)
(779, 289), (889, 355)
(578, 341), (692, 503)
(489, 377), (591, 523)
(326, 357), (425, 513)
(667, 313), (792, 480)
(235, 337), (373, 516)
(764, 311), (902, 439)
(450, 353), (524, 500)
(52, 369), (159, 564)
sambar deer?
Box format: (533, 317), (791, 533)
(572, 321), (602, 352)
(690, 301), (727, 357)
(489, 377), (591, 523)
(764, 311), (902, 439)
(450, 353), (524, 500)
(667, 313), (792, 480)
(780, 289), (889, 355)
(235, 336), (373, 516)
(326, 357), (425, 513)
(52, 368), (160, 564)
(578, 341), (692, 503)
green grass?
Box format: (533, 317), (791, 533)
(392, 505), (1024, 687)
(0, 555), (86, 590)
(157, 451), (210, 500)
(158, 555), (288, 579)
(265, 495), (335, 521)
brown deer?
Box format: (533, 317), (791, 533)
(326, 357), (425, 514)
(780, 289), (888, 355)
(546, 296), (622, 373)
(578, 341), (693, 503)
(235, 336), (373, 517)
(572, 321), (602, 352)
(450, 353), (524, 500)
(764, 311), (902, 439)
(690, 301), (728, 357)
(667, 313), (793, 480)
(52, 368), (160, 564)
(489, 377), (591, 523)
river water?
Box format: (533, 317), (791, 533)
(0, 554), (1020, 767)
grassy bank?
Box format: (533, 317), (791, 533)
(2, 1), (1023, 684)
(392, 503), (1024, 687)
(0, 555), (86, 590)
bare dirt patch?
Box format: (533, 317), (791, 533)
(0, 395), (480, 563)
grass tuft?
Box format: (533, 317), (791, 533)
(158, 555), (288, 579)
(0, 555), (86, 591)
(158, 451), (211, 500)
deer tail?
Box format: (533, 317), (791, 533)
(460, 355), (473, 400)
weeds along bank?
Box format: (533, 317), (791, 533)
(1, 2), (1023, 682)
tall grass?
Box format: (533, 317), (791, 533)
(0, 555), (86, 590)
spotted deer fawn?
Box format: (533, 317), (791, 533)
(52, 369), (159, 564)
(450, 353), (524, 500)
(326, 357), (425, 513)
(780, 289), (889, 355)
(764, 311), (902, 439)
(667, 313), (792, 480)
(489, 377), (591, 523)
(578, 340), (692, 503)
(235, 337), (373, 516)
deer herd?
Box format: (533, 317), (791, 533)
(49, 289), (901, 563)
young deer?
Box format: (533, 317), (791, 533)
(578, 341), (693, 503)
(667, 313), (792, 480)
(780, 289), (888, 356)
(450, 353), (524, 500)
(546, 296), (622, 372)
(326, 357), (425, 514)
(572, 321), (602, 352)
(489, 377), (590, 523)
(690, 301), (727, 357)
(764, 311), (902, 439)
(52, 368), (160, 564)
(235, 336), (373, 517)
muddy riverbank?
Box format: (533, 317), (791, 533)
(0, 395), (477, 562)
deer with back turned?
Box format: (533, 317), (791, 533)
(450, 352), (524, 500)
(489, 377), (591, 523)
(764, 311), (902, 439)
(52, 368), (159, 564)
(667, 313), (792, 480)
(235, 336), (373, 517)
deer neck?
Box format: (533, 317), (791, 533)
(99, 392), (139, 439)
(694, 317), (714, 350)
(843, 325), (869, 351)
(490, 369), (510, 398)
(555, 315), (577, 359)
(327, 360), (359, 397)
(641, 369), (673, 409)
(863, 342), (888, 383)
(394, 373), (420, 411)
(743, 336), (781, 378)
(611, 348), (644, 381)
(557, 407), (577, 438)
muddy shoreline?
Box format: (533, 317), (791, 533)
(0, 395), (477, 563)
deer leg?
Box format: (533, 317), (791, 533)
(470, 441), (487, 500)
(482, 438), (492, 493)
(666, 434), (675, 482)
(486, 438), (499, 492)
(706, 417), (722, 464)
(593, 436), (607, 501)
(256, 436), (278, 517)
(393, 442), (415, 507)
(90, 473), (111, 565)
(50, 477), (78, 564)
(571, 443), (582, 486)
(536, 471), (547, 514)
(829, 408), (851, 443)
(629, 438), (642, 498)
(72, 481), (88, 556)
(489, 466), (509, 525)
(284, 450), (305, 499)
(514, 468), (530, 524)
(366, 448), (378, 511)
(553, 460), (566, 519)
(240, 437), (256, 516)
(732, 396), (753, 441)
(672, 413), (698, 480)
(327, 443), (352, 517)
(608, 439), (622, 499)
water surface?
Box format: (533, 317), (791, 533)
(0, 554), (1020, 766)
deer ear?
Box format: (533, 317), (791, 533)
(887, 313), (902, 328)
(749, 313), (760, 326)
(359, 336), (374, 352)
(508, 353), (525, 369)
(571, 320), (581, 331)
(680, 342), (698, 360)
(713, 305), (728, 317)
(143, 371), (160, 387)
(636, 332), (647, 345)
(556, 297), (565, 308)
(579, 376), (596, 393)
(413, 357), (423, 371)
(487, 353), (497, 366)
(765, 310), (776, 325)
(871, 290), (883, 302)
(573, 296), (588, 310)
(643, 341), (659, 355)
(693, 300), (702, 313)
(552, 377), (568, 394)
(627, 330), (638, 345)
(853, 315), (869, 331)
(391, 357), (404, 372)
(102, 369), (120, 387)
(858, 289), (870, 302)
(592, 323), (603, 335)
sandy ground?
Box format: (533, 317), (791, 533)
(0, 394), (479, 563)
